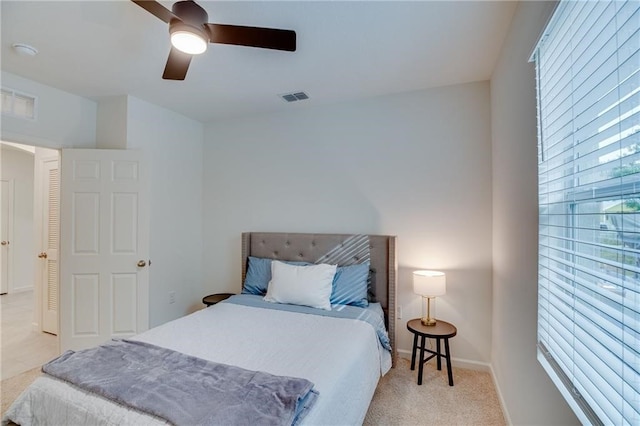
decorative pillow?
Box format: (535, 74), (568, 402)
(242, 256), (273, 295)
(331, 262), (370, 307)
(264, 261), (337, 310)
(242, 256), (309, 296)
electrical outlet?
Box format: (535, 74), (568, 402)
(397, 305), (403, 319)
(169, 291), (176, 304)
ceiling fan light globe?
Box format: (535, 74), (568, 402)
(170, 30), (207, 55)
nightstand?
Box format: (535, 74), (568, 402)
(202, 293), (234, 306)
(407, 318), (457, 386)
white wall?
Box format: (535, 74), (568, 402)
(490, 1), (579, 424)
(203, 82), (493, 364)
(96, 96), (127, 149)
(0, 146), (35, 292)
(126, 96), (204, 327)
(1, 71), (97, 149)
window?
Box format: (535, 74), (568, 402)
(1, 87), (36, 119)
(534, 0), (639, 424)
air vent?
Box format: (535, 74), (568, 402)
(280, 91), (309, 103)
(1, 87), (36, 119)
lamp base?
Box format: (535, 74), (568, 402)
(421, 317), (436, 326)
(421, 296), (437, 326)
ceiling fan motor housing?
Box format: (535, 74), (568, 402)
(172, 1), (208, 26)
(169, 0), (210, 44)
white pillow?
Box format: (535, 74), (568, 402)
(264, 261), (337, 310)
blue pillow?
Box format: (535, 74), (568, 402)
(242, 256), (273, 295)
(242, 257), (310, 296)
(331, 262), (370, 308)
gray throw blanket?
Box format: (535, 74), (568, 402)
(42, 340), (318, 426)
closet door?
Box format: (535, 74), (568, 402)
(36, 154), (60, 335)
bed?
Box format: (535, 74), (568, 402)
(3, 232), (397, 425)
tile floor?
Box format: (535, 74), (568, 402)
(1, 290), (58, 380)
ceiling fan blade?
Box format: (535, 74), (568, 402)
(131, 0), (176, 23)
(162, 47), (192, 80)
(205, 24), (296, 52)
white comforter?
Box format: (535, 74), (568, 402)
(3, 301), (391, 425)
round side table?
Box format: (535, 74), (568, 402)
(406, 318), (457, 386)
(202, 293), (235, 306)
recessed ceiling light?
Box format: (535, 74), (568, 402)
(12, 43), (38, 57)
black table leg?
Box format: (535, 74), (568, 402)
(410, 332), (418, 370)
(417, 335), (426, 385)
(436, 338), (442, 371)
(444, 337), (454, 386)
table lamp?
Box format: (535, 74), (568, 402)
(413, 270), (446, 326)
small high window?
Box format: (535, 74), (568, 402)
(1, 87), (36, 120)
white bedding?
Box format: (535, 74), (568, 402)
(3, 301), (391, 425)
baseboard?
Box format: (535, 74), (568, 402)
(489, 363), (513, 426)
(397, 349), (491, 372)
(451, 357), (491, 372)
(9, 286), (34, 293)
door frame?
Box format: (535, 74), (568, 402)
(2, 139), (151, 352)
(1, 178), (15, 294)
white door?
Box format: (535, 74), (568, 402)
(34, 149), (60, 335)
(60, 149), (149, 351)
(0, 179), (14, 295)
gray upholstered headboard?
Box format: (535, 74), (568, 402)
(241, 232), (397, 363)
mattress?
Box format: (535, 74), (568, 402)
(3, 297), (391, 425)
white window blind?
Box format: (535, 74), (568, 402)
(535, 0), (639, 425)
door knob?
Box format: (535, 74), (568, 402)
(1, 241), (8, 246)
(38, 252), (48, 259)
(137, 260), (147, 267)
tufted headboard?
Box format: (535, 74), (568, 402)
(241, 232), (397, 363)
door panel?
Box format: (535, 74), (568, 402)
(112, 273), (137, 335)
(60, 149), (149, 351)
(72, 274), (100, 336)
(112, 193), (138, 254)
(72, 193), (99, 254)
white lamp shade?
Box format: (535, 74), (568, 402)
(413, 270), (446, 296)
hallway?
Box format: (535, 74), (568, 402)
(1, 290), (58, 380)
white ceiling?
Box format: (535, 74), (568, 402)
(1, 1), (517, 123)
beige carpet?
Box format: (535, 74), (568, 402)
(1, 360), (505, 425)
(1, 367), (41, 416)
(363, 358), (505, 425)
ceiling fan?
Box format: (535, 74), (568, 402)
(131, 0), (296, 80)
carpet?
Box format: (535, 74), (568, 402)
(1, 367), (42, 416)
(363, 358), (506, 425)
